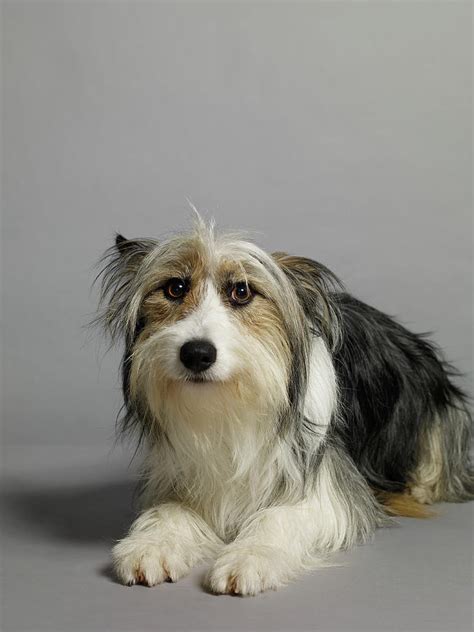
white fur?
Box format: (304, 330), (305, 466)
(140, 338), (334, 533)
(303, 337), (337, 433)
(112, 502), (222, 585)
(205, 445), (382, 595)
(114, 449), (380, 595)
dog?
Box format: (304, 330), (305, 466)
(95, 216), (473, 595)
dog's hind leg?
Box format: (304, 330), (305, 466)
(410, 403), (474, 504)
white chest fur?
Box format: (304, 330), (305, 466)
(142, 337), (337, 541)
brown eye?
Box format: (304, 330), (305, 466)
(230, 281), (253, 306)
(163, 278), (188, 300)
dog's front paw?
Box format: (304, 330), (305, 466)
(112, 537), (192, 586)
(206, 544), (294, 596)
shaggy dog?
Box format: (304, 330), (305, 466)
(96, 218), (473, 595)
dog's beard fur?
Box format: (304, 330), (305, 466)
(95, 216), (473, 595)
(130, 304), (293, 541)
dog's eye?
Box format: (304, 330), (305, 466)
(229, 282), (253, 306)
(163, 278), (188, 300)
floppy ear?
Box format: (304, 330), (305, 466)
(273, 252), (342, 348)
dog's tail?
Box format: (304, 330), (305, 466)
(372, 489), (435, 519)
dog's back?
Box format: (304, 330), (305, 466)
(332, 293), (474, 504)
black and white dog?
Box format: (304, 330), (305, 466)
(96, 217), (473, 595)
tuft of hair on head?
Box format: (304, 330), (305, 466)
(186, 200), (214, 234)
(373, 489), (435, 519)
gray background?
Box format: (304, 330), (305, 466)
(1, 2), (472, 631)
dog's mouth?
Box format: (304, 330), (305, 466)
(183, 373), (215, 384)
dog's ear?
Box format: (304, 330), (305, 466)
(115, 233), (128, 252)
(273, 252), (342, 347)
(115, 233), (148, 259)
(272, 253), (341, 304)
(112, 232), (159, 272)
(94, 234), (158, 340)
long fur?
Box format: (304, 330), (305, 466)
(331, 294), (474, 501)
(95, 217), (473, 595)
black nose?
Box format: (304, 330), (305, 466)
(179, 339), (217, 373)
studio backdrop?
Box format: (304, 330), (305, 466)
(3, 1), (472, 452)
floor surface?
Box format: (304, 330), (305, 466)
(2, 445), (472, 632)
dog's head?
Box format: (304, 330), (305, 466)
(96, 218), (340, 437)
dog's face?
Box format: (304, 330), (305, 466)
(126, 235), (296, 429)
(98, 222), (338, 432)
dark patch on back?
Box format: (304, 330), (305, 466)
(331, 293), (469, 491)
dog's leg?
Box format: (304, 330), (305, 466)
(205, 500), (322, 596)
(112, 502), (222, 586)
(206, 447), (385, 595)
(410, 404), (474, 504)
(409, 422), (445, 504)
